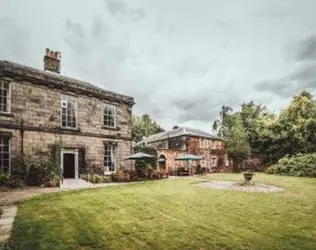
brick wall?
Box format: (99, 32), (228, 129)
(154, 136), (232, 173)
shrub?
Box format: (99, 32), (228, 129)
(195, 165), (207, 175)
(80, 173), (111, 183)
(0, 174), (24, 190)
(11, 153), (60, 186)
(266, 153), (316, 177)
(110, 173), (120, 182)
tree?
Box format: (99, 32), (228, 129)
(132, 114), (164, 142)
(239, 101), (268, 155)
(212, 105), (234, 138)
(226, 114), (251, 172)
(252, 90), (316, 165)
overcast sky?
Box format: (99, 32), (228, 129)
(1, 0), (316, 133)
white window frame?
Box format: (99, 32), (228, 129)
(0, 80), (11, 114)
(60, 94), (78, 129)
(212, 156), (217, 167)
(104, 144), (116, 175)
(103, 103), (117, 128)
(0, 137), (10, 174)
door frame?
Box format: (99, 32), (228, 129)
(60, 149), (79, 179)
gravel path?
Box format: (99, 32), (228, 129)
(198, 181), (285, 193)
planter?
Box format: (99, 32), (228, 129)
(243, 173), (254, 182)
(47, 180), (57, 187)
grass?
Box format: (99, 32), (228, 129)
(8, 174), (316, 250)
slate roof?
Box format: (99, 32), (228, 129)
(141, 127), (223, 144)
(0, 60), (135, 106)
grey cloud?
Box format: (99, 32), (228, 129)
(64, 18), (111, 57)
(104, 0), (146, 22)
(217, 20), (231, 28)
(167, 84), (243, 123)
(172, 57), (213, 78)
(91, 17), (110, 39)
(293, 34), (316, 62)
(65, 19), (86, 39)
(0, 18), (33, 64)
(255, 62), (316, 98)
(252, 4), (293, 19)
(155, 21), (175, 36)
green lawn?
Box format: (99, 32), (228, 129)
(9, 174), (316, 250)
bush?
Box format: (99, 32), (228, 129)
(11, 154), (60, 186)
(80, 173), (111, 183)
(0, 174), (24, 190)
(195, 165), (207, 175)
(266, 153), (316, 177)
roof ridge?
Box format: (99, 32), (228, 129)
(0, 60), (135, 106)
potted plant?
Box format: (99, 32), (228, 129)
(243, 169), (254, 183)
(47, 173), (59, 187)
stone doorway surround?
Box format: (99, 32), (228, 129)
(60, 148), (79, 179)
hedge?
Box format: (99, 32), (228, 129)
(266, 153), (316, 177)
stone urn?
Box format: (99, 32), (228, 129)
(243, 171), (254, 183)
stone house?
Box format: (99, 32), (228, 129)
(138, 127), (232, 174)
(0, 48), (134, 179)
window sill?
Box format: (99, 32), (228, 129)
(104, 171), (116, 175)
(60, 127), (80, 132)
(0, 112), (14, 117)
(102, 125), (120, 131)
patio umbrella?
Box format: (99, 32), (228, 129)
(174, 154), (204, 161)
(124, 152), (154, 160)
(174, 154), (204, 175)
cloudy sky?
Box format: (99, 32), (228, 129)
(1, 0), (316, 133)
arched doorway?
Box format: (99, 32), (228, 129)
(158, 154), (167, 171)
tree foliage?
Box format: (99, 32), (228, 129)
(213, 90), (316, 169)
(225, 115), (251, 172)
(132, 114), (164, 142)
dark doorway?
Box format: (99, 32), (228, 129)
(158, 154), (167, 171)
(63, 153), (75, 178)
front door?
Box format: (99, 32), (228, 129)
(63, 153), (75, 178)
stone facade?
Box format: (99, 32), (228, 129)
(0, 59), (134, 177)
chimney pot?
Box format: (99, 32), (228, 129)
(43, 48), (61, 74)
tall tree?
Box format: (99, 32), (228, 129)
(132, 114), (164, 142)
(226, 114), (251, 172)
(239, 101), (268, 155)
(213, 107), (251, 171)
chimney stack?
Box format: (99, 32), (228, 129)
(43, 48), (61, 74)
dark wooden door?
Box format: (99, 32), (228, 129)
(63, 153), (75, 178)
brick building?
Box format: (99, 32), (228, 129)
(0, 48), (134, 178)
(138, 127), (232, 174)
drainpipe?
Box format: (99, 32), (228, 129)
(20, 119), (24, 156)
